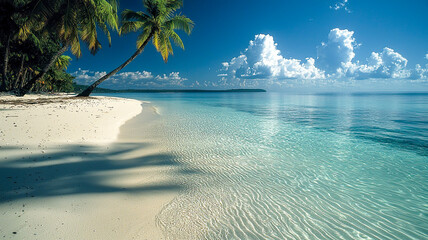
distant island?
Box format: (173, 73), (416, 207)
(72, 83), (266, 93)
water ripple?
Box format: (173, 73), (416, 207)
(127, 93), (428, 240)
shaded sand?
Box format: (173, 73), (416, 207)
(0, 94), (180, 239)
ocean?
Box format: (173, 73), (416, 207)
(106, 92), (428, 239)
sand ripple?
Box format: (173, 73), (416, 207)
(151, 100), (428, 240)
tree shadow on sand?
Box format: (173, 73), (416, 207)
(0, 141), (197, 203)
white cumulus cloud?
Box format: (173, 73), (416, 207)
(409, 64), (428, 80)
(220, 34), (324, 87)
(155, 72), (188, 85)
(343, 47), (410, 79)
(219, 29), (427, 89)
(72, 69), (188, 89)
(317, 28), (356, 74)
(316, 29), (427, 80)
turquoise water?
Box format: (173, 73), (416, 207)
(110, 92), (428, 239)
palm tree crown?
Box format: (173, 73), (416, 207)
(120, 0), (194, 62)
(21, 0), (119, 57)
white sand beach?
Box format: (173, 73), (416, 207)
(0, 94), (178, 239)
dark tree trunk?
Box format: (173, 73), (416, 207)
(0, 34), (11, 92)
(77, 33), (154, 97)
(22, 70), (31, 89)
(17, 68), (28, 89)
(12, 55), (25, 90)
(15, 45), (68, 96)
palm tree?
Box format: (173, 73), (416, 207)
(0, 1), (21, 91)
(77, 0), (194, 97)
(14, 0), (119, 96)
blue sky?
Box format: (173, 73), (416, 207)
(70, 0), (428, 92)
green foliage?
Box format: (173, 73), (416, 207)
(13, 0), (119, 58)
(120, 0), (194, 62)
(55, 55), (72, 70)
(0, 19), (76, 93)
(44, 68), (75, 92)
(0, 0), (119, 94)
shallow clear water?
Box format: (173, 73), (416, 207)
(108, 92), (428, 239)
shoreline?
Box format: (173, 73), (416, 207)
(0, 94), (177, 239)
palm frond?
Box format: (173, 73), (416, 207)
(69, 32), (81, 58)
(165, 15), (194, 34)
(98, 22), (112, 46)
(165, 29), (184, 49)
(152, 31), (161, 51)
(27, 32), (43, 52)
(120, 21), (145, 34)
(157, 29), (172, 62)
(144, 0), (160, 18)
(55, 55), (72, 70)
(136, 27), (152, 48)
(95, 0), (119, 31)
(121, 9), (150, 22)
(165, 0), (183, 11)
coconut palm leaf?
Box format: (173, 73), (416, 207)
(55, 55), (72, 70)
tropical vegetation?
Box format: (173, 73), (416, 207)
(0, 0), (193, 97)
(0, 0), (119, 96)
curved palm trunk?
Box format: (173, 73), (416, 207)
(77, 33), (154, 97)
(15, 45), (68, 97)
(0, 34), (11, 92)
